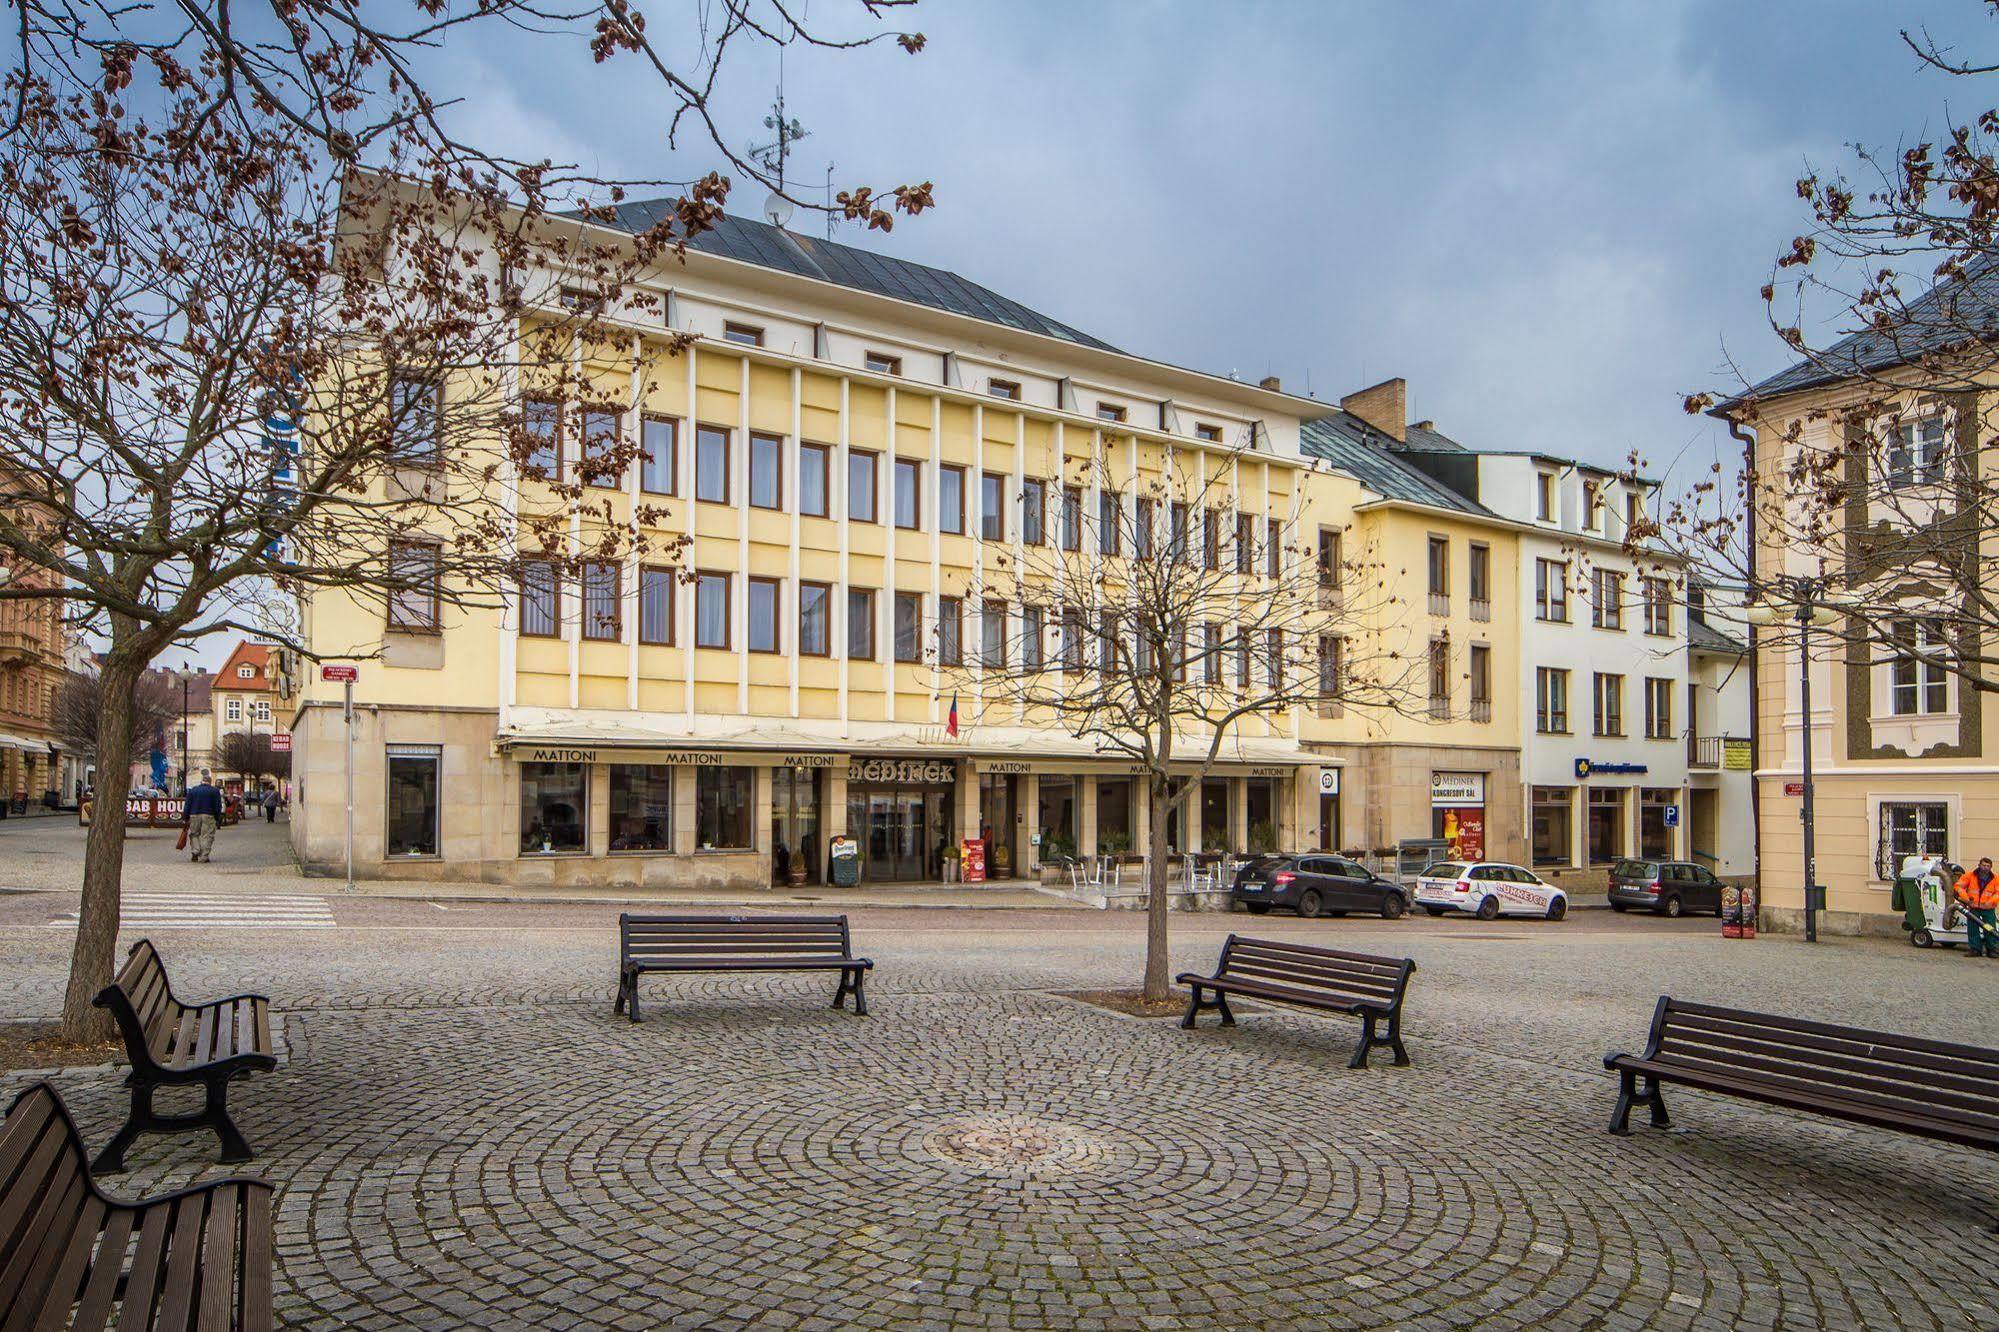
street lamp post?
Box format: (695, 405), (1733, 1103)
(180, 665), (190, 795)
(1748, 575), (1845, 943)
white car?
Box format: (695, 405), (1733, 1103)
(1414, 861), (1568, 921)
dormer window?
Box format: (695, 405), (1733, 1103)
(1535, 473), (1555, 522)
(987, 378), (1021, 402)
(722, 321), (764, 348)
(238, 665), (255, 679)
(864, 351), (902, 376)
(1584, 481), (1603, 531)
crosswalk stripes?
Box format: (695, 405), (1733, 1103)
(47, 892), (336, 930)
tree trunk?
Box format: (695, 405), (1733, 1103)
(59, 654), (142, 1041)
(1142, 776), (1173, 1002)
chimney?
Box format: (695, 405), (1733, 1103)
(1412, 420), (1435, 432)
(1257, 375), (1282, 392)
(1340, 377), (1408, 444)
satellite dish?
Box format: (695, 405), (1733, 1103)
(762, 191), (795, 229)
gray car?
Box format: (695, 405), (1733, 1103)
(1607, 859), (1725, 917)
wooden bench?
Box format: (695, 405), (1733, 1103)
(1176, 935), (1417, 1069)
(614, 914), (874, 1022)
(1603, 996), (1999, 1145)
(0, 1082), (272, 1330)
(90, 939), (277, 1175)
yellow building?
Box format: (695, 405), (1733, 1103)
(289, 196), (1521, 888)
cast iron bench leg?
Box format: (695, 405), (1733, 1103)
(1646, 1076), (1671, 1128)
(627, 973), (643, 1024)
(1179, 984), (1204, 1029)
(1348, 1011), (1377, 1070)
(1215, 992), (1235, 1027)
(207, 1076), (253, 1164)
(1607, 1068), (1638, 1136)
(614, 972), (627, 1016)
(91, 1080), (151, 1175)
(832, 972), (851, 1010)
(850, 968), (868, 1017)
(1386, 1010), (1411, 1067)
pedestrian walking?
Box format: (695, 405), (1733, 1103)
(185, 769), (223, 863)
(262, 787), (280, 823)
(1952, 856), (1999, 959)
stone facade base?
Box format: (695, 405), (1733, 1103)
(1758, 905), (1908, 940)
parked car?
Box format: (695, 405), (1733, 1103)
(1607, 859), (1725, 917)
(1413, 861), (1568, 920)
(1231, 854), (1409, 919)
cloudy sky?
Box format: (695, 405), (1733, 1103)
(415, 1), (1993, 487)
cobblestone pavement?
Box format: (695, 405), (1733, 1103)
(4, 848), (1998, 1327)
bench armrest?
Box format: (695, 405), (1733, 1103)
(1173, 972), (1217, 986)
(1603, 1050), (1634, 1071)
(848, 957), (874, 969)
(207, 991), (273, 1006)
(100, 1172), (274, 1211)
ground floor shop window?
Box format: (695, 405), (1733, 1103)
(1639, 788), (1676, 860)
(1245, 779), (1278, 853)
(1038, 777), (1077, 860)
(1586, 786), (1625, 864)
(521, 762), (586, 854)
(1096, 778), (1134, 855)
(609, 765), (672, 852)
(1201, 779), (1231, 853)
(1531, 786), (1573, 867)
(696, 766), (753, 850)
(772, 768), (820, 882)
(386, 745), (440, 857)
(1876, 801), (1949, 879)
(978, 773), (1015, 875)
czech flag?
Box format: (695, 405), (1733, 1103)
(946, 694), (960, 738)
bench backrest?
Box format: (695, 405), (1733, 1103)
(94, 938), (182, 1073)
(620, 913), (855, 963)
(0, 1083), (95, 1317)
(1648, 997), (1999, 1129)
(1216, 935), (1415, 1008)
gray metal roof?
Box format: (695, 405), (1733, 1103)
(1300, 413), (1497, 518)
(1688, 615), (1746, 654)
(1739, 253), (1999, 403)
(1401, 422), (1470, 453)
(582, 204), (1121, 353)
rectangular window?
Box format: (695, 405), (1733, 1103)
(1592, 569), (1624, 630)
(696, 573), (730, 649)
(1101, 612), (1119, 672)
(1468, 543), (1490, 620)
(1886, 416), (1948, 487)
(1537, 667), (1570, 734)
(1100, 491), (1121, 556)
(988, 378), (1021, 401)
(1022, 605), (1044, 670)
(1587, 787), (1625, 864)
(390, 375), (443, 466)
(1535, 559), (1570, 622)
(722, 321), (763, 347)
(639, 566), (674, 645)
(1195, 422), (1223, 442)
(748, 576), (781, 653)
(1625, 491), (1642, 534)
(581, 407), (622, 488)
(938, 596), (963, 666)
(1061, 607), (1084, 670)
(749, 433), (783, 509)
(864, 350), (902, 376)
(581, 561), (620, 640)
(1061, 485), (1083, 551)
(519, 762), (586, 854)
(1021, 478), (1045, 545)
(695, 425), (730, 504)
(894, 592), (922, 662)
(1135, 497), (1156, 559)
(640, 415), (678, 495)
(981, 600), (1007, 669)
(1169, 502), (1189, 562)
(388, 542), (441, 632)
(1238, 514), (1256, 575)
(1202, 509), (1221, 570)
(694, 767), (753, 849)
(609, 765), (672, 852)
(226, 698), (242, 722)
(849, 450), (878, 523)
(1427, 536), (1449, 599)
(981, 472), (1005, 541)
(1266, 518), (1282, 578)
(385, 745), (440, 857)
(1469, 645), (1491, 722)
(254, 699), (271, 723)
(1236, 626), (1251, 688)
(1206, 624), (1224, 686)
(1532, 786), (1573, 867)
(1643, 577), (1671, 636)
(522, 397), (561, 480)
(1878, 801), (1950, 878)
(1644, 677), (1673, 739)
(520, 560), (560, 638)
(1267, 629), (1285, 689)
(1593, 672), (1624, 737)
(798, 581), (830, 656)
(939, 464), (965, 535)
(1318, 529), (1342, 587)
(1319, 634), (1343, 704)
(848, 588), (876, 660)
(894, 457), (921, 530)
(798, 442), (830, 517)
(1535, 472), (1554, 521)
(1428, 639), (1450, 717)
(1889, 619), (1950, 715)
(1096, 402), (1127, 422)
(1584, 481), (1603, 530)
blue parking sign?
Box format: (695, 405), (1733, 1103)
(1663, 806), (1680, 827)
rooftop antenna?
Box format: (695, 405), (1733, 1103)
(748, 54), (808, 230)
(824, 160), (837, 241)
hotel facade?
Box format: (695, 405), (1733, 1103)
(286, 194), (1722, 891)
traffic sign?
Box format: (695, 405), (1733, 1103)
(1663, 805), (1679, 827)
(1783, 781), (1805, 797)
(320, 664), (359, 682)
(270, 733), (292, 753)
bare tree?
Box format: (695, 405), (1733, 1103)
(216, 731), (290, 789)
(51, 670), (182, 769)
(0, 6), (932, 1038)
(940, 442), (1422, 1002)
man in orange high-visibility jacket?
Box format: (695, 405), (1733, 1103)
(1953, 857), (1999, 958)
